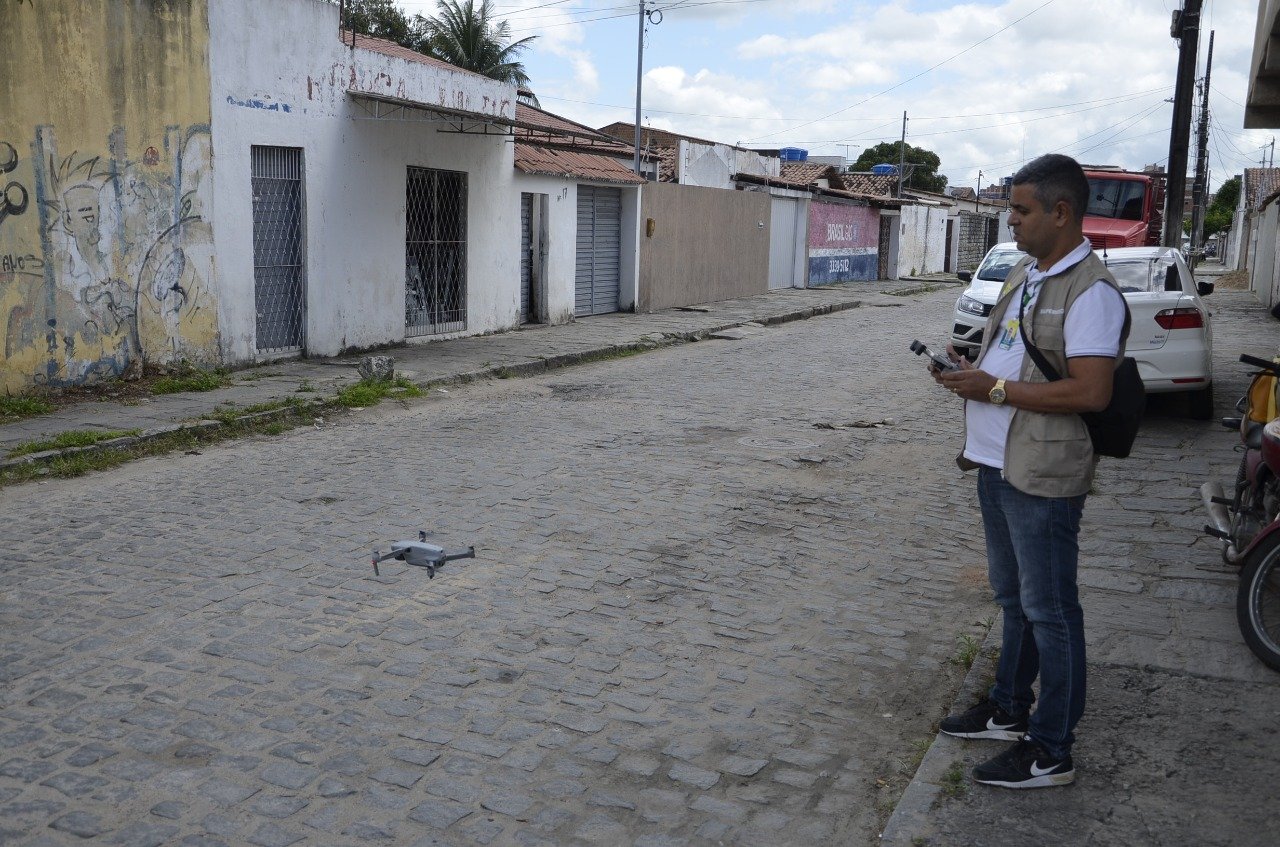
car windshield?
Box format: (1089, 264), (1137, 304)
(975, 250), (1024, 282)
(1086, 177), (1147, 221)
(1105, 256), (1180, 293)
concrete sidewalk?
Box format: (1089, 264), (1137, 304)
(0, 279), (952, 467)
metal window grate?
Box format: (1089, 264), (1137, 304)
(251, 146), (306, 352)
(406, 167), (468, 336)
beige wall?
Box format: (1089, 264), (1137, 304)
(638, 183), (770, 312)
(1, 0), (216, 393)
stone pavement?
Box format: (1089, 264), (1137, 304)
(1, 282), (994, 846)
(3, 274), (1277, 847)
(0, 280), (947, 463)
(881, 277), (1280, 847)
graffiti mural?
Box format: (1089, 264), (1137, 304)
(0, 127), (220, 392)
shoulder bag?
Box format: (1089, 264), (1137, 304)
(1017, 289), (1145, 459)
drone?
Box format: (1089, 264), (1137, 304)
(372, 531), (475, 578)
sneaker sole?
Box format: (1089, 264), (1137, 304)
(939, 728), (1025, 741)
(975, 770), (1075, 789)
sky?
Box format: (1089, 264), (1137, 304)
(398, 0), (1269, 194)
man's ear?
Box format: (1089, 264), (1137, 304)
(1053, 199), (1072, 226)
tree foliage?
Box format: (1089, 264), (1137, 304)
(849, 142), (947, 193)
(418, 0), (536, 88)
(1203, 175), (1241, 238)
(341, 0), (416, 46)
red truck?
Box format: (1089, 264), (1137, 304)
(1081, 166), (1167, 249)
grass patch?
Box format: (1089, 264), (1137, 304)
(0, 412), (327, 486)
(950, 633), (982, 670)
(295, 379), (315, 393)
(151, 368), (232, 395)
(0, 395), (54, 421)
(940, 759), (967, 799)
(6, 429), (139, 458)
(335, 376), (421, 408)
(207, 397), (310, 425)
(905, 736), (933, 773)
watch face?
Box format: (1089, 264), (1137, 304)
(990, 388), (1006, 404)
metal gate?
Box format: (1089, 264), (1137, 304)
(520, 193), (534, 323)
(251, 146), (305, 352)
(575, 186), (621, 316)
(878, 215), (893, 280)
(768, 196), (802, 289)
(406, 167), (467, 336)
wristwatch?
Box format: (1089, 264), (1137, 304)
(988, 378), (1007, 406)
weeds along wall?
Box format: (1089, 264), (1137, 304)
(0, 0), (219, 393)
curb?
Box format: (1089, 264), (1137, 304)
(1, 300), (866, 471)
(879, 625), (1001, 845)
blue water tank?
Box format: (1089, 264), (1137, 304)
(779, 147), (808, 162)
(871, 163), (897, 176)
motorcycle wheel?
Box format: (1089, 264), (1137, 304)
(1237, 535), (1280, 672)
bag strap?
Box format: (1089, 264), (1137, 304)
(1016, 278), (1131, 383)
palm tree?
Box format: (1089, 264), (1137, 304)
(417, 0), (537, 89)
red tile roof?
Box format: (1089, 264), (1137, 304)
(780, 162), (839, 186)
(842, 173), (897, 196)
(514, 145), (645, 184)
(1245, 168), (1280, 210)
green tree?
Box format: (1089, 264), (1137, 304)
(849, 142), (947, 193)
(417, 0), (537, 89)
(1210, 175), (1240, 213)
(340, 0), (418, 48)
(1203, 175), (1241, 238)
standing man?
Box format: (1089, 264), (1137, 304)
(934, 154), (1128, 788)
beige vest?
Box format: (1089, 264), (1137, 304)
(958, 251), (1127, 497)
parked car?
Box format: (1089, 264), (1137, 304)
(950, 244), (1216, 418)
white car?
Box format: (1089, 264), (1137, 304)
(951, 243), (1215, 418)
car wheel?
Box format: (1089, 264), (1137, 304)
(1186, 383), (1214, 420)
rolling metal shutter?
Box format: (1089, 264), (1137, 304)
(575, 186), (621, 316)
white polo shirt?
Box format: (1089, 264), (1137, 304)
(962, 239), (1125, 470)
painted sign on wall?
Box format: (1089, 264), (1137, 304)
(807, 201), (879, 284)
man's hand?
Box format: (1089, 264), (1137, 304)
(939, 359), (995, 400)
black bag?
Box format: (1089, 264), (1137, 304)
(1018, 292), (1145, 459)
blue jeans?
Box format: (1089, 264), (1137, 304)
(978, 466), (1087, 760)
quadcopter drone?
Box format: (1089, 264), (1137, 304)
(372, 531), (475, 578)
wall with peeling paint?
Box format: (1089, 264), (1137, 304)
(208, 0), (519, 360)
(0, 0), (219, 393)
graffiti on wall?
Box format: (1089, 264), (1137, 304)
(0, 126), (220, 392)
(807, 202), (880, 284)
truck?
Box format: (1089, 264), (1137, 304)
(1080, 166), (1167, 249)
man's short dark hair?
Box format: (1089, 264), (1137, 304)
(1012, 154), (1089, 222)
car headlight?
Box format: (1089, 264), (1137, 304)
(957, 295), (989, 316)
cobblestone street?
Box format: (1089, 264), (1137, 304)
(2, 286), (1276, 846)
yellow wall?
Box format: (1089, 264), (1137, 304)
(0, 0), (218, 393)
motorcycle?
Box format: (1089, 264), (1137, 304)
(1202, 354), (1280, 672)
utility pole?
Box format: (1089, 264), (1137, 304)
(896, 112), (908, 198)
(1189, 30), (1214, 266)
(976, 171), (983, 213)
(633, 1), (645, 176)
(1163, 0), (1202, 248)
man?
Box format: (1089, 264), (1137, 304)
(934, 153), (1128, 789)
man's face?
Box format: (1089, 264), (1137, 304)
(1007, 183), (1060, 260)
